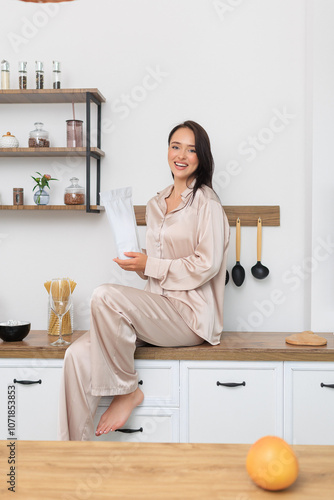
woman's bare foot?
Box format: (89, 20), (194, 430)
(95, 387), (144, 436)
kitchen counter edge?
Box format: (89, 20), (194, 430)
(0, 330), (334, 361)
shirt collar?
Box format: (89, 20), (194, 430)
(181, 179), (196, 200)
(156, 179), (196, 214)
(157, 179), (195, 200)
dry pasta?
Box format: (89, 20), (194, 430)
(44, 278), (76, 336)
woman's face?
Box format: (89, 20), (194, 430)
(168, 127), (199, 184)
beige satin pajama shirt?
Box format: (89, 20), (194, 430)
(58, 182), (230, 440)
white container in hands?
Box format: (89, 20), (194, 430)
(100, 187), (140, 259)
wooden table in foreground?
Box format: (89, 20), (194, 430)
(0, 441), (333, 499)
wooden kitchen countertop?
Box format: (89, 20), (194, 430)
(0, 330), (334, 361)
(0, 440), (333, 499)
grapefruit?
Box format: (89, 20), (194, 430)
(246, 435), (299, 491)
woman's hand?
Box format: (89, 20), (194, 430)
(113, 252), (148, 273)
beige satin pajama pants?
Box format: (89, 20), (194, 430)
(58, 284), (204, 441)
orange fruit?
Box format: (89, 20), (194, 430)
(246, 435), (299, 491)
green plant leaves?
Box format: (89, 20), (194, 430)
(31, 171), (58, 191)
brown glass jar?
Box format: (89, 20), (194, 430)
(64, 177), (85, 205)
(13, 188), (23, 205)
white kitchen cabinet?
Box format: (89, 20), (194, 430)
(98, 360), (179, 409)
(284, 361), (334, 445)
(95, 360), (180, 442)
(180, 360), (283, 444)
(93, 407), (179, 443)
(1, 355), (334, 445)
(135, 359), (179, 407)
(0, 359), (63, 441)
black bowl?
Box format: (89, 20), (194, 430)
(0, 321), (31, 342)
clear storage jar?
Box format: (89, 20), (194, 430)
(35, 61), (44, 89)
(18, 61), (27, 89)
(1, 60), (10, 89)
(53, 61), (61, 89)
(29, 122), (50, 147)
(64, 177), (85, 205)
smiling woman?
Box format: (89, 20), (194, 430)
(58, 120), (230, 441)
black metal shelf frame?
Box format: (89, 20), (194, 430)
(86, 91), (102, 213)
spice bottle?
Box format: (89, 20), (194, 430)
(64, 177), (85, 205)
(35, 61), (44, 89)
(13, 188), (24, 206)
(53, 61), (61, 89)
(1, 60), (10, 89)
(18, 61), (27, 90)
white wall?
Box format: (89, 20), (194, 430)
(311, 0), (334, 331)
(0, 0), (311, 333)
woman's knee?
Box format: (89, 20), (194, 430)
(91, 283), (126, 310)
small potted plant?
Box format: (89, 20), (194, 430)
(31, 171), (58, 205)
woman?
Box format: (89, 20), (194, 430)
(58, 120), (230, 441)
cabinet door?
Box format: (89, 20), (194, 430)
(93, 407), (179, 443)
(0, 359), (63, 441)
(284, 362), (334, 445)
(180, 361), (283, 444)
(99, 360), (179, 408)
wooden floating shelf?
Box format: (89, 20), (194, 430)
(1, 204), (279, 223)
(134, 205), (280, 226)
(0, 88), (106, 104)
(0, 147), (105, 157)
(0, 205), (104, 211)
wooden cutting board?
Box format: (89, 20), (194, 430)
(286, 330), (327, 346)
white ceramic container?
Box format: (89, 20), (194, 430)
(0, 132), (19, 148)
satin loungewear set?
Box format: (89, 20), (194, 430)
(58, 182), (230, 440)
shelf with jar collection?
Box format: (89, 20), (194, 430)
(0, 88), (105, 213)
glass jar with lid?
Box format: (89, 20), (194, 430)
(35, 61), (44, 89)
(64, 177), (85, 205)
(18, 61), (27, 89)
(1, 60), (10, 89)
(52, 61), (61, 89)
(28, 122), (50, 147)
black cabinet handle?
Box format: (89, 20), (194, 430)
(217, 381), (246, 387)
(138, 380), (143, 385)
(13, 379), (42, 385)
(115, 427), (143, 434)
(321, 383), (334, 389)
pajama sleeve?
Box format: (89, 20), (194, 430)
(144, 200), (226, 291)
(135, 208), (148, 280)
(136, 248), (148, 281)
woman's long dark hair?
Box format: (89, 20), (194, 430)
(168, 120), (214, 201)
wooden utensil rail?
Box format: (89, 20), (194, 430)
(134, 205), (280, 226)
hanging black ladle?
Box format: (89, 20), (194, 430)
(251, 218), (269, 279)
(232, 218), (245, 286)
